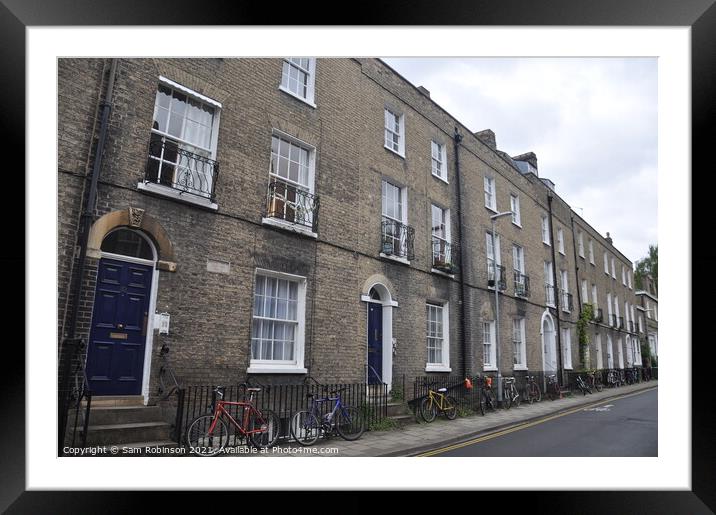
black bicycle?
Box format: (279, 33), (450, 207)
(546, 374), (561, 400)
(524, 375), (542, 403)
(482, 376), (497, 411)
(575, 375), (592, 395)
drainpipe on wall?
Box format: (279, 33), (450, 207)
(453, 127), (470, 379)
(569, 214), (584, 368)
(547, 195), (565, 386)
(65, 58), (118, 343)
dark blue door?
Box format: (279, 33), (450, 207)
(368, 303), (383, 384)
(86, 258), (153, 395)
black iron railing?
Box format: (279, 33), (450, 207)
(618, 316), (625, 330)
(514, 272), (530, 298)
(381, 218), (415, 260)
(177, 380), (387, 445)
(265, 179), (319, 232)
(157, 346), (186, 443)
(410, 375), (484, 414)
(58, 338), (92, 455)
(610, 314), (618, 327)
(545, 284), (557, 306)
(561, 291), (574, 312)
(432, 237), (457, 274)
(145, 136), (219, 201)
(628, 320), (635, 333)
(488, 264), (507, 290)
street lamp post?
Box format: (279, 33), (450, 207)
(491, 211), (513, 407)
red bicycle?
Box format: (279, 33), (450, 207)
(185, 385), (281, 456)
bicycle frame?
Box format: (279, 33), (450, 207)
(426, 389), (449, 411)
(207, 390), (269, 438)
(305, 391), (348, 429)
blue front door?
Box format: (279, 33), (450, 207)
(86, 258), (153, 395)
(368, 303), (383, 384)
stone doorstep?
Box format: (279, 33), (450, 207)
(83, 395), (145, 407)
(85, 421), (172, 446)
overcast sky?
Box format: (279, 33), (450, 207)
(382, 58), (657, 264)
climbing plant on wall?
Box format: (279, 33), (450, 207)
(577, 303), (594, 370)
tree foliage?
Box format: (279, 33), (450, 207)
(634, 244), (657, 293)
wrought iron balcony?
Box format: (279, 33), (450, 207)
(628, 320), (635, 333)
(514, 271), (530, 298)
(593, 307), (604, 323)
(610, 314), (618, 327)
(544, 284), (557, 306)
(432, 237), (458, 274)
(265, 180), (319, 232)
(145, 135), (219, 201)
(618, 316), (625, 330)
(561, 291), (574, 312)
(381, 218), (415, 260)
(487, 264), (507, 290)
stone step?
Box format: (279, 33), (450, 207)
(85, 421), (172, 446)
(388, 413), (417, 427)
(84, 396), (145, 407)
(386, 402), (410, 418)
(89, 405), (163, 425)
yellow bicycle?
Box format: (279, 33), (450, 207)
(419, 384), (458, 422)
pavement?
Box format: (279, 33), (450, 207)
(248, 379), (658, 457)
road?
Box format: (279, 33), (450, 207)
(425, 387), (657, 457)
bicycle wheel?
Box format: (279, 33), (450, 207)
(444, 396), (458, 420)
(486, 390), (496, 411)
(290, 410), (320, 446)
(477, 391), (485, 416)
(186, 415), (228, 457)
(595, 381), (603, 392)
(248, 408), (281, 449)
(504, 388), (512, 409)
(514, 386), (522, 407)
(420, 397), (437, 423)
(532, 383), (542, 402)
(335, 406), (365, 441)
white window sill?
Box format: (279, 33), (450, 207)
(590, 262), (596, 266)
(278, 85), (316, 108)
(380, 253), (410, 266)
(546, 303), (556, 309)
(247, 366), (308, 374)
(559, 250), (565, 256)
(512, 221), (522, 229)
(137, 182), (218, 210)
(425, 365), (452, 373)
(432, 172), (449, 184)
(483, 366), (498, 372)
(384, 145), (405, 159)
(543, 241), (551, 246)
(513, 365), (528, 371)
(485, 205), (498, 214)
(431, 268), (455, 278)
(579, 254), (585, 260)
(261, 217), (317, 238)
(562, 308), (571, 313)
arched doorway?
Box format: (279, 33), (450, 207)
(85, 228), (159, 397)
(360, 280), (396, 390)
(541, 310), (557, 376)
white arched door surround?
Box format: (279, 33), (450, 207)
(360, 280), (397, 391)
(541, 310), (557, 376)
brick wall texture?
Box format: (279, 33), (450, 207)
(57, 58), (647, 402)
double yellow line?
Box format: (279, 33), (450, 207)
(416, 386), (657, 457)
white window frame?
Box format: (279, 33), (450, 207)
(606, 334), (614, 368)
(622, 265), (627, 286)
(611, 257), (616, 279)
(486, 232), (502, 289)
(592, 284), (598, 312)
(581, 279), (589, 305)
(484, 176), (497, 212)
(541, 215), (551, 245)
(279, 58), (317, 107)
(628, 270), (633, 289)
(578, 231), (585, 258)
(607, 292), (613, 326)
(604, 252), (610, 275)
(557, 227), (565, 254)
(646, 300), (652, 319)
(512, 318), (527, 370)
(384, 107), (405, 157)
(483, 321), (497, 370)
(510, 194), (521, 227)
(426, 302), (451, 372)
(614, 295), (621, 327)
(544, 261), (555, 307)
(589, 240), (595, 265)
(139, 77), (222, 210)
(431, 204), (452, 273)
(560, 269), (570, 312)
(595, 333), (603, 369)
(431, 140), (448, 182)
(248, 269), (307, 374)
(562, 327), (573, 370)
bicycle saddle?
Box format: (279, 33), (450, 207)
(247, 387), (262, 392)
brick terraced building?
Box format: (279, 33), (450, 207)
(58, 58), (647, 404)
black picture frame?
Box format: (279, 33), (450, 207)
(2, 0), (711, 512)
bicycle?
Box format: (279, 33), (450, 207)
(586, 371), (603, 392)
(419, 383), (458, 422)
(482, 376), (497, 411)
(575, 375), (592, 395)
(606, 369), (620, 388)
(503, 377), (521, 409)
(546, 374), (561, 400)
(185, 384), (281, 456)
(524, 375), (542, 403)
(290, 386), (365, 445)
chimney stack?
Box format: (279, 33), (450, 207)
(417, 86), (430, 98)
(475, 129), (497, 150)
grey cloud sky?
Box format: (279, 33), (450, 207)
(382, 58), (657, 264)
